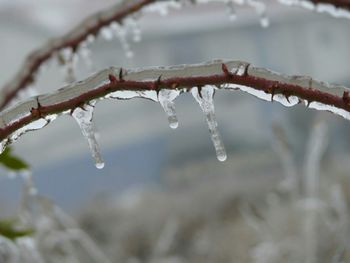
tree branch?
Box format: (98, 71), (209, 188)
(310, 0), (350, 11)
(0, 0), (157, 111)
(0, 60), (349, 152)
(2, 0), (349, 112)
(279, 0), (350, 17)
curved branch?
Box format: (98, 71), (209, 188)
(0, 60), (349, 151)
(0, 0), (157, 110)
(2, 0), (349, 112)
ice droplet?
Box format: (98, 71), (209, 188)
(58, 48), (78, 84)
(247, 0), (269, 27)
(260, 14), (269, 28)
(158, 89), (180, 129)
(191, 86), (227, 162)
(110, 22), (134, 59)
(71, 101), (104, 169)
(21, 170), (38, 196)
(100, 27), (114, 41)
(226, 1), (237, 21)
(126, 17), (142, 43)
(78, 42), (93, 70)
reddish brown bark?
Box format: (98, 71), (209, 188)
(1, 64), (349, 142)
(1, 0), (349, 112)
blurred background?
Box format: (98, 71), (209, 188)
(0, 0), (350, 262)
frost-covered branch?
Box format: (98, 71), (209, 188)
(2, 0), (350, 111)
(1, 60), (350, 167)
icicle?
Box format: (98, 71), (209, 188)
(110, 22), (134, 59)
(126, 17), (142, 43)
(71, 101), (104, 169)
(78, 42), (93, 70)
(191, 86), (227, 162)
(58, 48), (78, 84)
(260, 14), (270, 28)
(158, 89), (180, 129)
(226, 0), (237, 21)
(21, 170), (38, 196)
(247, 0), (269, 27)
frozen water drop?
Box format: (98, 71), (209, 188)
(71, 102), (104, 169)
(217, 153), (227, 162)
(260, 15), (269, 28)
(100, 27), (114, 41)
(110, 22), (134, 59)
(78, 43), (93, 70)
(126, 50), (134, 58)
(191, 86), (227, 162)
(21, 171), (38, 196)
(226, 1), (237, 21)
(95, 162), (105, 169)
(127, 17), (142, 42)
(158, 89), (180, 129)
(58, 48), (78, 84)
(87, 34), (95, 44)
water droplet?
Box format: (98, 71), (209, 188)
(71, 101), (104, 169)
(158, 89), (180, 129)
(191, 86), (227, 162)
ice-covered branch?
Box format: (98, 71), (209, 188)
(0, 0), (157, 110)
(2, 0), (350, 112)
(1, 60), (350, 164)
(278, 0), (350, 18)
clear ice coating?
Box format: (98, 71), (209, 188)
(8, 114), (58, 146)
(158, 89), (180, 129)
(143, 0), (182, 16)
(71, 101), (104, 169)
(191, 86), (227, 162)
